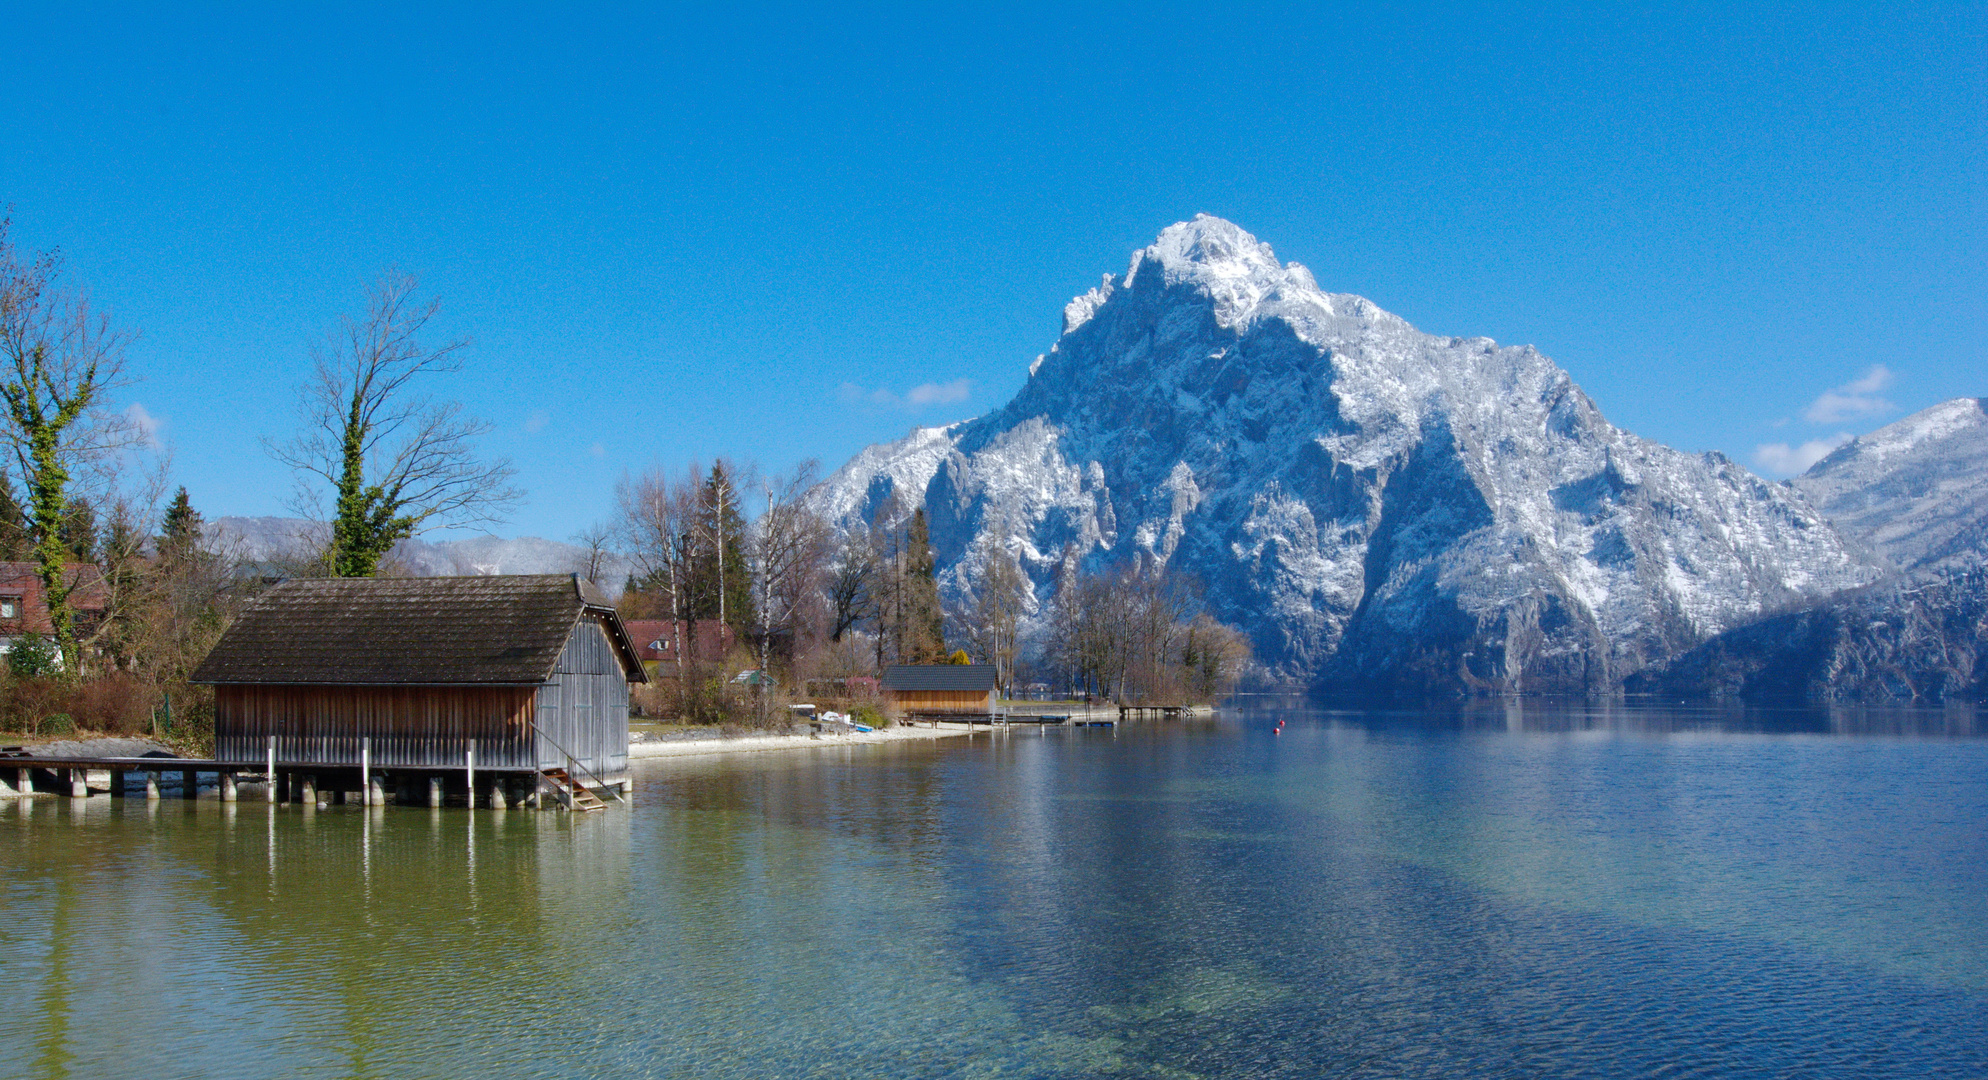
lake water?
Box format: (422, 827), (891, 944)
(2, 704), (1985, 1078)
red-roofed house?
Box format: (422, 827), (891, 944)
(622, 619), (737, 683)
(0, 561), (108, 655)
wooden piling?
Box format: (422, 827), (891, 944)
(182, 770), (198, 800)
(111, 769), (127, 798)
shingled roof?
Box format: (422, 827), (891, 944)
(881, 664), (998, 693)
(193, 574), (647, 686)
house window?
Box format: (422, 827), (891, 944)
(0, 597), (18, 620)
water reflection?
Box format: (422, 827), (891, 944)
(1228, 695), (1988, 737)
(0, 706), (1983, 1078)
(0, 798), (629, 1079)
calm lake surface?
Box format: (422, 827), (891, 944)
(2, 704), (1985, 1078)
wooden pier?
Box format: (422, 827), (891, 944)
(0, 745), (627, 810)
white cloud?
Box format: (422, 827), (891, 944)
(838, 378), (972, 410)
(124, 403), (163, 449)
(1754, 434), (1852, 476)
(1802, 365), (1896, 423)
(906, 379), (971, 406)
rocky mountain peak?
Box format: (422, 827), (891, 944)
(813, 219), (1882, 695)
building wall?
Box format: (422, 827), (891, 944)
(216, 684), (537, 769)
(533, 616), (631, 779)
(889, 689), (995, 715)
(214, 616), (634, 778)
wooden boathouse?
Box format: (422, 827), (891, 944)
(192, 574), (646, 809)
(881, 664), (998, 720)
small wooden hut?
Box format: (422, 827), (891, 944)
(881, 664), (998, 718)
(193, 574), (646, 808)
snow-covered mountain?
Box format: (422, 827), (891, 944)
(206, 517), (631, 583)
(1792, 398), (1988, 571)
(1627, 398), (1988, 702)
(814, 216), (1880, 694)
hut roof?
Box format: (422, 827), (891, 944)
(881, 664), (998, 693)
(193, 574), (647, 686)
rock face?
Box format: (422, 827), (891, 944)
(1629, 399), (1988, 702)
(1792, 398), (1988, 571)
(814, 216), (1878, 695)
(1629, 563), (1988, 703)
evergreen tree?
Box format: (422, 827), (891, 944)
(158, 485), (202, 558)
(902, 508), (945, 663)
(686, 462), (755, 636)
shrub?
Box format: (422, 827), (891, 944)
(74, 675), (154, 736)
(851, 703), (889, 729)
(39, 713), (74, 736)
(2, 676), (68, 736)
(7, 634), (59, 679)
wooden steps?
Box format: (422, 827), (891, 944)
(542, 768), (607, 812)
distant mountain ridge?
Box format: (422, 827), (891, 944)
(205, 517), (631, 583)
(1629, 398), (1988, 702)
(1791, 397), (1988, 572)
(812, 216), (1884, 695)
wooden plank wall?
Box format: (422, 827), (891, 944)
(890, 689), (995, 715)
(216, 685), (537, 769)
(532, 616), (631, 778)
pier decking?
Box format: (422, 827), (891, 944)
(0, 745), (624, 810)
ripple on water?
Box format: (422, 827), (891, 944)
(0, 708), (1982, 1077)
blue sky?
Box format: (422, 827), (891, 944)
(2, 2), (1980, 539)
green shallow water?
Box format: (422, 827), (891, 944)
(1, 704), (1985, 1078)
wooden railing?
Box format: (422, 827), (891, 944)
(524, 718), (628, 806)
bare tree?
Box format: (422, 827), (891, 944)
(826, 530), (878, 643)
(0, 219), (141, 662)
(748, 460), (830, 683)
(268, 272), (519, 577)
(571, 520), (615, 586)
(955, 529), (1028, 696)
(615, 464), (701, 655)
(1181, 613), (1253, 700)
(1047, 560), (1229, 704)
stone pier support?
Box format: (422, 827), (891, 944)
(69, 769), (88, 799)
(428, 776), (444, 808)
(220, 772), (238, 802)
